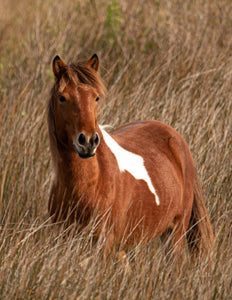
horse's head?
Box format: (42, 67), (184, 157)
(50, 54), (105, 159)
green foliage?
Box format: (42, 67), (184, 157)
(105, 1), (122, 33)
(104, 1), (122, 43)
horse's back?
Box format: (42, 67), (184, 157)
(111, 120), (194, 174)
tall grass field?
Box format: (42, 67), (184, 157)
(0, 0), (231, 299)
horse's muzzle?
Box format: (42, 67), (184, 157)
(73, 132), (100, 159)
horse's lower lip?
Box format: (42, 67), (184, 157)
(78, 152), (95, 159)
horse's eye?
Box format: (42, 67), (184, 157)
(59, 96), (66, 103)
(95, 97), (100, 102)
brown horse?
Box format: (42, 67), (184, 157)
(48, 54), (213, 256)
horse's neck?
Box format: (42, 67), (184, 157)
(54, 138), (114, 197)
(55, 150), (98, 193)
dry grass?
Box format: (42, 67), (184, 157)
(0, 0), (231, 299)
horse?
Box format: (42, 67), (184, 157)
(47, 54), (214, 257)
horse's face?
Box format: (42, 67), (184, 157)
(52, 55), (101, 159)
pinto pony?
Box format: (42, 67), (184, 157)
(48, 54), (213, 256)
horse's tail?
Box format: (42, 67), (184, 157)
(186, 171), (214, 255)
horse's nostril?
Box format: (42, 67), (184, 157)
(90, 132), (100, 147)
(94, 133), (100, 146)
(78, 133), (86, 146)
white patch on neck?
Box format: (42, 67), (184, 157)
(99, 126), (160, 205)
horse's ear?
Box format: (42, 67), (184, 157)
(87, 54), (99, 72)
(52, 55), (67, 80)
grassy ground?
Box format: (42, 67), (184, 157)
(0, 0), (231, 299)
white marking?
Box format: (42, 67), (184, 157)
(99, 126), (160, 205)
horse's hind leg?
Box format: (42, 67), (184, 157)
(171, 212), (192, 259)
(160, 227), (173, 255)
(160, 222), (187, 259)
